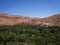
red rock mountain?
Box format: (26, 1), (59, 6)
(0, 14), (60, 26)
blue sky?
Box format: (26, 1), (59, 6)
(0, 0), (60, 18)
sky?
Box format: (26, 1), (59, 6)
(0, 0), (60, 18)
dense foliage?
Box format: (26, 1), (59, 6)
(0, 25), (60, 45)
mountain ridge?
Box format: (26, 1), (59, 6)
(0, 14), (60, 26)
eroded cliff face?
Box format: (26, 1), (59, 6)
(0, 14), (60, 26)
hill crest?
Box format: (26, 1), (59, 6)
(0, 14), (60, 26)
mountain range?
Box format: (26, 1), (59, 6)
(0, 14), (60, 26)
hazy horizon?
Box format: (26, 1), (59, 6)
(0, 0), (60, 18)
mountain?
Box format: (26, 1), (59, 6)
(0, 14), (60, 26)
(42, 14), (60, 26)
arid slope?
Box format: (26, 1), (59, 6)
(0, 14), (60, 26)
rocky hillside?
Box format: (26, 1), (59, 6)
(42, 14), (60, 26)
(0, 14), (60, 26)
